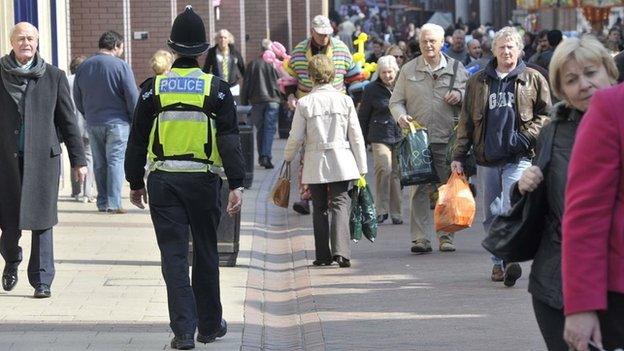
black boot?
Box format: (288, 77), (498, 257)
(292, 199), (310, 215)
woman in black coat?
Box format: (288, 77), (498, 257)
(512, 36), (617, 351)
(358, 55), (403, 225)
(202, 29), (245, 90)
(0, 23), (86, 298)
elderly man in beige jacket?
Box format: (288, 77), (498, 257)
(284, 55), (367, 268)
(389, 23), (468, 254)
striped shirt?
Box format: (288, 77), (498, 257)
(286, 37), (354, 98)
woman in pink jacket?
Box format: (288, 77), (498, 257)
(562, 81), (624, 350)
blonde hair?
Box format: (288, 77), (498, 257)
(492, 26), (524, 52)
(549, 35), (618, 102)
(308, 54), (335, 85)
(150, 49), (174, 75)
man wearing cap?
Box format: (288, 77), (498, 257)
(286, 15), (354, 104)
(285, 15), (355, 215)
(124, 6), (245, 350)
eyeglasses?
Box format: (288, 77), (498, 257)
(393, 55), (405, 59)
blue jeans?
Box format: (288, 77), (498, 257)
(88, 123), (130, 211)
(250, 102), (279, 158)
(478, 158), (531, 266)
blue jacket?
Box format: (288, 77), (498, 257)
(74, 53), (138, 126)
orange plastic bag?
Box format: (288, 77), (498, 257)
(434, 172), (476, 232)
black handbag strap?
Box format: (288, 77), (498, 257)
(448, 59), (460, 119)
(448, 59), (460, 93)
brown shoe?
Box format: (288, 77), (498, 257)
(107, 208), (128, 214)
(491, 264), (504, 282)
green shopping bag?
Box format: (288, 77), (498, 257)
(398, 122), (440, 186)
(349, 177), (378, 243)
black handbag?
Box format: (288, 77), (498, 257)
(481, 188), (546, 262)
(481, 123), (555, 262)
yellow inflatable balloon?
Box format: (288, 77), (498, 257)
(352, 33), (368, 66)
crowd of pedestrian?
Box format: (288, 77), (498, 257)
(1, 5), (624, 350)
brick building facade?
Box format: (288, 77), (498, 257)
(69, 0), (325, 84)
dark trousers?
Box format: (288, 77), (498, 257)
(0, 227), (55, 287)
(0, 155), (55, 288)
(600, 292), (624, 350)
(309, 181), (351, 260)
(532, 297), (567, 351)
(147, 171), (223, 336)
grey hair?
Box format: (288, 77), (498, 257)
(376, 55), (399, 73)
(10, 22), (39, 42)
(492, 26), (524, 51)
(261, 39), (272, 51)
(467, 39), (480, 48)
(420, 23), (445, 42)
(215, 29), (235, 44)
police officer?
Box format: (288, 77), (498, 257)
(124, 6), (245, 350)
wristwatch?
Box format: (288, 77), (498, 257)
(234, 186), (245, 193)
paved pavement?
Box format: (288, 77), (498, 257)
(0, 138), (547, 350)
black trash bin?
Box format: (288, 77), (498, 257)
(216, 178), (241, 267)
(189, 178), (241, 267)
(237, 105), (254, 189)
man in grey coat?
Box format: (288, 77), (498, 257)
(0, 22), (87, 298)
(390, 23), (468, 254)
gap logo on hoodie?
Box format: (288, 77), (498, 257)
(483, 59), (531, 164)
(489, 92), (514, 109)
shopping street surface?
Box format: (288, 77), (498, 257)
(0, 138), (545, 351)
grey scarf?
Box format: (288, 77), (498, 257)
(0, 51), (47, 117)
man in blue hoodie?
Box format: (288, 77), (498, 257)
(451, 27), (551, 287)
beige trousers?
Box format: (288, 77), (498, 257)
(408, 143), (454, 244)
(371, 143), (402, 218)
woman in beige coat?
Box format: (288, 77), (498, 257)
(284, 54), (367, 268)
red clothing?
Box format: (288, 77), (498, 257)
(562, 84), (624, 315)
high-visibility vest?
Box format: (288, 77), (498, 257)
(148, 67), (222, 173)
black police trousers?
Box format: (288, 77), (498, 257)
(147, 170), (223, 337)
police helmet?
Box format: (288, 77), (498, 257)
(167, 5), (209, 56)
